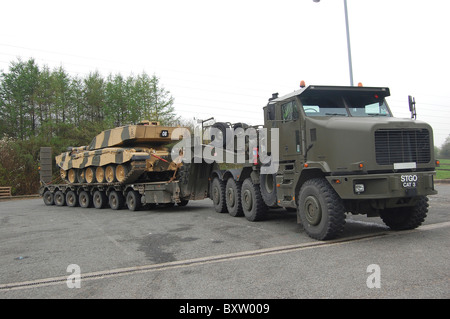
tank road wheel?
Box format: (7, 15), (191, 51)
(60, 169), (67, 181)
(93, 190), (107, 209)
(126, 190), (142, 211)
(379, 196), (428, 230)
(96, 167), (106, 183)
(66, 190), (78, 207)
(109, 190), (124, 210)
(67, 169), (77, 184)
(105, 165), (116, 183)
(298, 178), (346, 240)
(241, 178), (267, 221)
(85, 167), (96, 184)
(43, 190), (54, 206)
(77, 169), (86, 183)
(54, 190), (66, 206)
(116, 164), (129, 183)
(211, 177), (227, 213)
(79, 191), (92, 208)
(225, 178), (243, 217)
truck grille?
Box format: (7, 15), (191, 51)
(375, 129), (431, 165)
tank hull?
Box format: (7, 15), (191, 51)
(55, 121), (187, 184)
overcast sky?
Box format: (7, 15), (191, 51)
(1, 0), (449, 147)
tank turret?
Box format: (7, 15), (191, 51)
(56, 121), (187, 184)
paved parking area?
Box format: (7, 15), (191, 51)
(0, 184), (449, 302)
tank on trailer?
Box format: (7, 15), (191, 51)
(56, 120), (187, 185)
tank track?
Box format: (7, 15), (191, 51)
(119, 160), (147, 185)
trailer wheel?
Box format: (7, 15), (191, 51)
(379, 196), (428, 230)
(93, 190), (107, 209)
(298, 178), (346, 240)
(225, 178), (243, 217)
(43, 190), (54, 206)
(54, 190), (66, 206)
(109, 190), (124, 210)
(241, 178), (267, 221)
(211, 177), (227, 213)
(126, 190), (142, 211)
(66, 190), (78, 207)
(177, 199), (189, 207)
(79, 191), (92, 208)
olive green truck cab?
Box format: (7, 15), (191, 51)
(260, 84), (437, 239)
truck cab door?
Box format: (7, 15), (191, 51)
(278, 98), (302, 160)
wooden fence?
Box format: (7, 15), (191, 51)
(0, 187), (12, 198)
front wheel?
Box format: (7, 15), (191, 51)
(298, 178), (346, 240)
(379, 196), (428, 230)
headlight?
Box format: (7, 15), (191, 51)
(354, 183), (365, 194)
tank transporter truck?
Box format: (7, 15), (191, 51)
(39, 83), (438, 240)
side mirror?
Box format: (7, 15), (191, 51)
(408, 95), (416, 120)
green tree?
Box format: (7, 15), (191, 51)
(440, 135), (450, 159)
(133, 72), (178, 124)
(0, 58), (40, 140)
(83, 71), (105, 123)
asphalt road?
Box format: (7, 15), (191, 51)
(0, 184), (449, 302)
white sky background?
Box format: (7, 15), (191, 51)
(0, 0), (449, 147)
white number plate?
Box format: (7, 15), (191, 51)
(401, 174), (418, 188)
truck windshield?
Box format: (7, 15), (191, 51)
(300, 93), (392, 117)
(346, 96), (391, 117)
(301, 96), (348, 117)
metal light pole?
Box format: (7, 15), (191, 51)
(314, 0), (354, 86)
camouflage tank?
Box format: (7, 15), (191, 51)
(56, 120), (186, 185)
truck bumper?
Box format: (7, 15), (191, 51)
(326, 171), (437, 200)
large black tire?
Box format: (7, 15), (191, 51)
(109, 190), (124, 210)
(211, 177), (227, 213)
(225, 178), (243, 217)
(379, 196), (428, 230)
(93, 190), (107, 209)
(260, 173), (278, 207)
(298, 178), (346, 240)
(241, 178), (267, 221)
(54, 190), (66, 206)
(66, 190), (78, 207)
(79, 191), (92, 208)
(43, 190), (54, 206)
(126, 190), (142, 211)
(177, 199), (189, 207)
